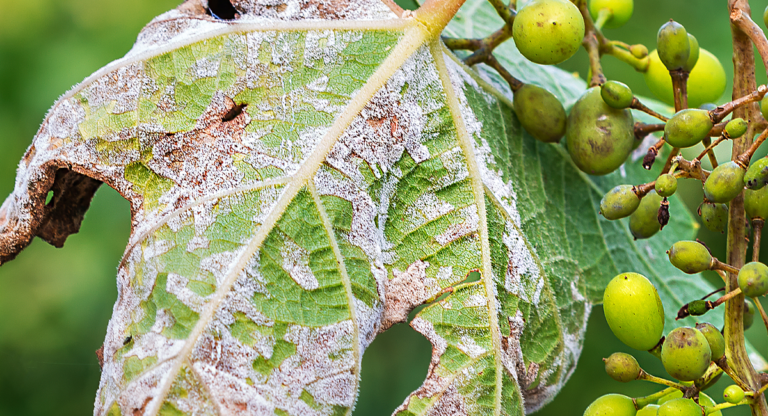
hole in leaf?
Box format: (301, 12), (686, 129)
(207, 0), (239, 20)
(356, 323), (431, 414)
(222, 103), (247, 122)
(45, 190), (54, 206)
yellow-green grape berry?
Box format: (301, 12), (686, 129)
(658, 398), (702, 416)
(629, 192), (662, 240)
(513, 84), (567, 143)
(603, 352), (641, 382)
(765, 5), (768, 28)
(657, 20), (690, 71)
(699, 201), (728, 233)
(761, 96), (768, 120)
(513, 0), (585, 65)
(588, 0), (633, 29)
(603, 273), (665, 351)
(745, 157), (768, 190)
(655, 174), (678, 197)
(631, 44), (649, 59)
(601, 80), (634, 109)
(567, 88), (635, 175)
(667, 241), (713, 274)
(724, 118), (748, 139)
(745, 299), (756, 330)
(644, 49), (726, 108)
(637, 405), (659, 416)
(695, 322), (725, 361)
(723, 385), (745, 404)
(584, 393), (637, 416)
(600, 185), (641, 220)
(658, 392), (721, 416)
(664, 108), (713, 148)
(703, 161), (746, 203)
(661, 327), (711, 381)
(738, 261), (768, 297)
(745, 186), (768, 220)
(683, 33), (700, 72)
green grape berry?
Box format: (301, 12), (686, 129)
(745, 157), (768, 190)
(658, 398), (702, 416)
(657, 392), (720, 416)
(513, 84), (567, 143)
(762, 95), (768, 120)
(656, 174), (678, 197)
(661, 327), (711, 381)
(703, 161), (746, 203)
(644, 49), (726, 108)
(745, 299), (756, 330)
(589, 0), (633, 29)
(695, 322), (725, 361)
(637, 405), (659, 416)
(745, 186), (768, 220)
(584, 393), (637, 416)
(601, 80), (634, 109)
(600, 185), (641, 220)
(603, 273), (665, 351)
(738, 261), (768, 297)
(723, 385), (745, 404)
(657, 20), (690, 71)
(699, 202), (728, 233)
(683, 33), (700, 72)
(568, 87), (635, 176)
(629, 191), (662, 240)
(763, 4), (768, 29)
(667, 241), (713, 274)
(631, 44), (649, 59)
(664, 108), (713, 148)
(724, 118), (748, 139)
(513, 0), (585, 65)
(603, 352), (641, 382)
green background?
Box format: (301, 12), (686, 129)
(0, 0), (767, 414)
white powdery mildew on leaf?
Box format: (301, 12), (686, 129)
(192, 362), (274, 414)
(280, 238), (320, 290)
(269, 321), (358, 410)
(502, 222), (543, 306)
(232, 0), (398, 21)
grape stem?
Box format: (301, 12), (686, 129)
(486, 0), (516, 25)
(706, 401), (748, 415)
(637, 370), (687, 390)
(754, 219), (764, 263)
(631, 98), (669, 121)
(695, 136), (728, 163)
(462, 26), (514, 66)
(593, 8), (611, 31)
(730, 7), (768, 82)
(633, 387), (678, 408)
(736, 127), (768, 167)
(716, 356), (754, 392)
(483, 54), (524, 92)
(711, 85), (768, 124)
(753, 296), (768, 336)
(577, 1), (606, 87)
(700, 137), (720, 169)
(669, 70), (689, 112)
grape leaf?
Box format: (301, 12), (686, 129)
(0, 1), (762, 416)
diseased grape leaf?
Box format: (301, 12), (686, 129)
(0, 1), (763, 416)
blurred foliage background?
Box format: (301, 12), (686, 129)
(1, 0), (768, 415)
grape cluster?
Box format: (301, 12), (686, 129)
(446, 0), (768, 413)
